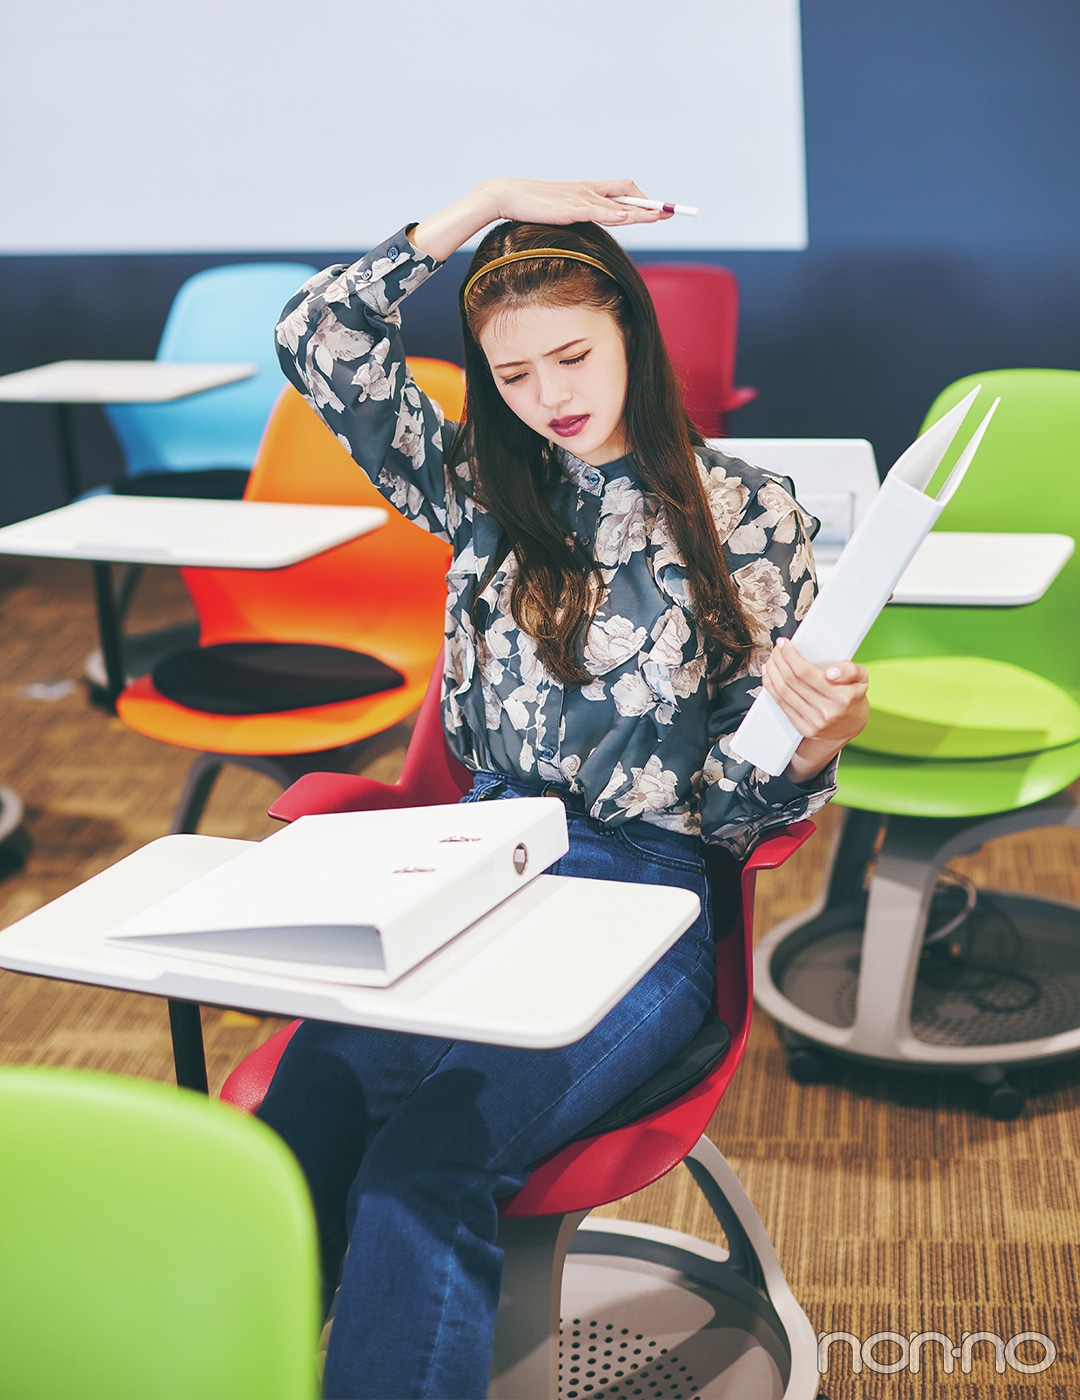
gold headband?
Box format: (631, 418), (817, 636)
(463, 248), (617, 306)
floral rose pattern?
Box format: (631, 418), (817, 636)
(275, 229), (836, 857)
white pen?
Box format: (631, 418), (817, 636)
(612, 196), (700, 217)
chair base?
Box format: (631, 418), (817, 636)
(755, 796), (1080, 1113)
(557, 1221), (797, 1399)
(490, 1138), (819, 1400)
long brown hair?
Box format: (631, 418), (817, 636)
(454, 220), (752, 686)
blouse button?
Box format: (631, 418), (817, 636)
(387, 245), (400, 258)
(537, 746), (555, 760)
(360, 269), (373, 281)
(586, 471), (602, 489)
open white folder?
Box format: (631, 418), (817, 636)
(731, 387), (1000, 776)
(107, 799), (569, 987)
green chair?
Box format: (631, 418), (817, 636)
(754, 370), (1080, 1117)
(0, 1067), (320, 1399)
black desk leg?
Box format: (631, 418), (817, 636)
(92, 562), (127, 710)
(168, 999), (209, 1094)
(825, 808), (888, 909)
(56, 402), (81, 503)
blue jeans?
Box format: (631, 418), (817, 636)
(256, 774), (716, 1400)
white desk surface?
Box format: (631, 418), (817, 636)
(0, 495), (387, 569)
(0, 835), (700, 1049)
(0, 359), (256, 403)
(816, 531), (1074, 607)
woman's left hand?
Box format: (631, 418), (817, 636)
(760, 637), (869, 785)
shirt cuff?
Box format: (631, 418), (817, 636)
(750, 753), (838, 808)
(339, 227), (442, 302)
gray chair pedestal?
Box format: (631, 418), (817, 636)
(755, 794), (1080, 1115)
(488, 1138), (820, 1400)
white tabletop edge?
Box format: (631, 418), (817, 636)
(0, 836), (700, 1048)
(0, 360), (258, 403)
(0, 499), (388, 569)
(816, 530), (1074, 607)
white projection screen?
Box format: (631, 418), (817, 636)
(0, 0), (806, 254)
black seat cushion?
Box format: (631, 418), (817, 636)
(115, 468), (250, 500)
(569, 1013), (731, 1141)
(152, 642), (405, 715)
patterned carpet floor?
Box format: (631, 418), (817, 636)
(1, 556), (1077, 1398)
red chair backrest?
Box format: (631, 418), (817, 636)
(637, 263), (755, 435)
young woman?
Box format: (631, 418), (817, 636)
(262, 177), (868, 1399)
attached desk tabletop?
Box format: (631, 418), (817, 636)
(0, 358), (259, 503)
(0, 494), (388, 570)
(0, 359), (256, 403)
(0, 494), (387, 705)
(0, 834), (700, 1052)
(816, 530), (1074, 606)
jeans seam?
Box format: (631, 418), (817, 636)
(419, 1213), (466, 1398)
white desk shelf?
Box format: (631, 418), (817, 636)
(0, 835), (699, 1051)
(0, 359), (256, 404)
(0, 495), (387, 570)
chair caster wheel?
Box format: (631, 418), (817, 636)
(985, 1079), (1025, 1120)
(787, 1046), (827, 1084)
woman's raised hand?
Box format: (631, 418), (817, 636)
(485, 178), (673, 228)
(760, 637), (870, 785)
(410, 178), (671, 263)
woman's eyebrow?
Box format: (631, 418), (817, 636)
(494, 338), (588, 370)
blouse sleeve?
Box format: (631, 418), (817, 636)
(699, 472), (838, 858)
(274, 228), (458, 541)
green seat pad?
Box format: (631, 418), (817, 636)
(852, 656), (1080, 760)
(836, 736), (1080, 818)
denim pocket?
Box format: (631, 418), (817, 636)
(612, 822), (706, 875)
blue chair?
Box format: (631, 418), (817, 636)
(105, 261), (318, 498)
(84, 263), (320, 695)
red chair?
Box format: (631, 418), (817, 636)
(637, 263), (757, 437)
(221, 662), (820, 1398)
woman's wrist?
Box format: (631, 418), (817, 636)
(784, 738), (841, 787)
(410, 182), (505, 263)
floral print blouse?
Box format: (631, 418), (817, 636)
(276, 228), (837, 857)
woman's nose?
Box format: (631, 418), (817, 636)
(537, 371), (570, 411)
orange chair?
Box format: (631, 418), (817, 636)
(405, 357), (466, 422)
(637, 263), (757, 437)
(219, 659), (821, 1397)
(116, 365), (460, 836)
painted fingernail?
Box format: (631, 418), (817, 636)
(775, 637), (788, 649)
(826, 667), (842, 680)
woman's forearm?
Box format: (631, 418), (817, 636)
(409, 182), (506, 263)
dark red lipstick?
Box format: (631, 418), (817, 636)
(548, 415), (589, 438)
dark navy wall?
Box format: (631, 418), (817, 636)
(2, 0), (1078, 524)
(720, 0), (1080, 464)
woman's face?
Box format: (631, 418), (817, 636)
(477, 302), (629, 466)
